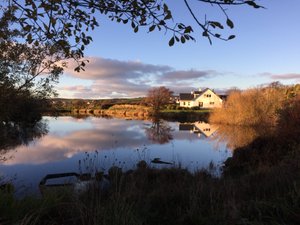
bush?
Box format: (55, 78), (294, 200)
(209, 85), (298, 126)
(191, 106), (200, 110)
(0, 86), (46, 124)
(277, 95), (300, 139)
(100, 103), (114, 109)
(165, 104), (177, 110)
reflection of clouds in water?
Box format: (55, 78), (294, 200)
(1, 117), (228, 166)
(126, 124), (146, 137)
(0, 120), (49, 163)
(0, 117), (234, 197)
(47, 116), (93, 136)
(2, 127), (153, 165)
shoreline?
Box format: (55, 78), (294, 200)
(44, 107), (210, 122)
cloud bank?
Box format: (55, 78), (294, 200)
(269, 73), (300, 80)
(58, 57), (221, 98)
(261, 72), (300, 82)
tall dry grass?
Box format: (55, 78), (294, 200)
(210, 86), (288, 126)
(277, 95), (300, 139)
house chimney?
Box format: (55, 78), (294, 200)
(191, 91), (194, 94)
(198, 88), (202, 92)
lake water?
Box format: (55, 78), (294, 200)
(0, 116), (231, 196)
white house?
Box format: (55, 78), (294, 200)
(179, 88), (223, 108)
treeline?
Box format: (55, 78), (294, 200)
(209, 83), (300, 126)
(0, 82), (47, 124)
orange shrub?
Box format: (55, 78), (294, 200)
(209, 86), (286, 126)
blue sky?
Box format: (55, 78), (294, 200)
(57, 0), (300, 99)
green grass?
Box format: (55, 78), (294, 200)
(161, 109), (211, 113)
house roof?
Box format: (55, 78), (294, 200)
(200, 88), (210, 93)
(179, 93), (194, 100)
(179, 88), (220, 101)
(218, 94), (228, 100)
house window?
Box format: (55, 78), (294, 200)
(210, 102), (214, 105)
(206, 94), (211, 97)
(188, 102), (190, 106)
(183, 102), (186, 105)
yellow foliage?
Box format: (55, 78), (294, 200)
(209, 85), (292, 126)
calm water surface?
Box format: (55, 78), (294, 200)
(0, 116), (231, 195)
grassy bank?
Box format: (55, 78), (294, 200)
(44, 106), (211, 122)
(161, 108), (211, 114)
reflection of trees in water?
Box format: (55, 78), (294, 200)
(45, 111), (113, 120)
(213, 125), (274, 150)
(145, 118), (173, 144)
(0, 121), (48, 161)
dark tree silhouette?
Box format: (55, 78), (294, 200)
(0, 11), (61, 123)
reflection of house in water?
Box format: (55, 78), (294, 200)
(179, 121), (218, 137)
